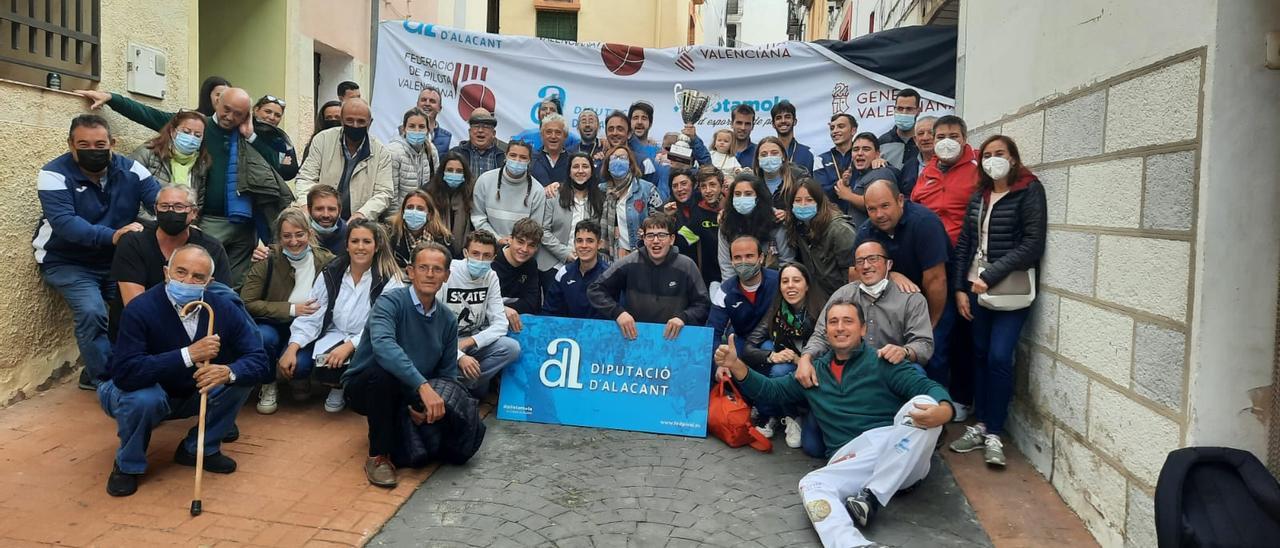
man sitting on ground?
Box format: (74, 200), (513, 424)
(714, 296), (953, 547)
(436, 230), (520, 398)
(343, 242), (459, 488)
(588, 213), (709, 340)
(100, 245), (268, 497)
(543, 220), (611, 319)
(492, 217), (543, 332)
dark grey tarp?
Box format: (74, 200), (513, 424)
(815, 25), (958, 99)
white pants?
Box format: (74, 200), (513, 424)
(798, 395), (942, 548)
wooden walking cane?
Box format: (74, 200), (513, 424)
(181, 300), (215, 517)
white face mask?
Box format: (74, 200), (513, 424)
(859, 278), (890, 299)
(981, 156), (1011, 180)
(934, 138), (962, 161)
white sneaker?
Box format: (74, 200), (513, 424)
(755, 417), (778, 439)
(256, 383), (278, 415)
(781, 416), (803, 448)
(324, 388), (346, 413)
(951, 403), (972, 423)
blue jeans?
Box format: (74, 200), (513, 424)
(255, 321), (290, 377)
(925, 296), (957, 389)
(97, 380), (251, 474)
(753, 363), (799, 420)
(40, 263), (115, 379)
(969, 294), (1032, 435)
(801, 411), (826, 459)
(462, 336), (521, 398)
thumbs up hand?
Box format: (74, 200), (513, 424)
(713, 334), (748, 381)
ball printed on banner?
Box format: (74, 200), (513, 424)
(458, 84), (497, 120)
(600, 43), (645, 76)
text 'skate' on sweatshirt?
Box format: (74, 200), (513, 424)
(436, 259), (508, 357)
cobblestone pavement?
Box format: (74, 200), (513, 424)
(372, 419), (991, 547)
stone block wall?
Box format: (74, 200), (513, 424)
(970, 50), (1204, 547)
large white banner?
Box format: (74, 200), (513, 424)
(370, 21), (954, 151)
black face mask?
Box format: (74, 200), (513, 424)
(342, 124), (368, 142)
(156, 210), (191, 236)
(75, 148), (111, 173)
(322, 119), (342, 130)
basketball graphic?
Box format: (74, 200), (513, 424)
(601, 43), (645, 76)
(458, 84), (497, 121)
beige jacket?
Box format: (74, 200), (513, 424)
(295, 126), (394, 219)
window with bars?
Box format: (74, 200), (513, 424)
(0, 0), (100, 88)
(535, 10), (577, 42)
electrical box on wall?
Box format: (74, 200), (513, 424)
(126, 43), (167, 99)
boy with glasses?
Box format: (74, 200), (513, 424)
(588, 213), (710, 340)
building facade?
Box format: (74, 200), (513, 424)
(843, 0), (1280, 546)
(497, 0), (705, 47)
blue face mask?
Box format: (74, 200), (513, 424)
(282, 245), (312, 261)
(792, 203), (818, 221)
(467, 258), (492, 279)
(732, 196), (757, 215)
(759, 156), (784, 173)
(443, 172), (465, 188)
(310, 217), (338, 235)
(165, 279), (206, 307)
(405, 131), (428, 146)
(174, 132), (202, 155)
(403, 209), (428, 230)
(505, 160), (528, 178)
(894, 112), (917, 131)
(608, 157), (631, 179)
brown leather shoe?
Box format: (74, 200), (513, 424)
(364, 455), (397, 488)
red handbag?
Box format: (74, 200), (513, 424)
(707, 380), (772, 452)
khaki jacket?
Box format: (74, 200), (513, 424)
(295, 127), (395, 220)
(238, 246), (336, 323)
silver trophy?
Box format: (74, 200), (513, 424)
(671, 83), (714, 163)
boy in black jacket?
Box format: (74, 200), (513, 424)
(588, 213), (710, 340)
(492, 217), (542, 333)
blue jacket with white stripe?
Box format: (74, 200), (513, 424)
(33, 152), (160, 268)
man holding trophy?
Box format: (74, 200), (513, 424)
(656, 85), (717, 204)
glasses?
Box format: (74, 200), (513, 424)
(261, 95), (285, 107)
(641, 232), (671, 241)
(411, 264), (447, 275)
(854, 254), (887, 266)
(156, 203), (193, 213)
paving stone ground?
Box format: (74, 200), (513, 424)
(371, 419), (991, 547)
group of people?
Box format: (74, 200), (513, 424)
(36, 75), (1046, 546)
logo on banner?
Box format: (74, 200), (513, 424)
(540, 338), (585, 389)
(402, 21), (503, 49)
(452, 63), (497, 120)
(832, 83), (850, 114)
(600, 43), (645, 76)
(675, 46), (695, 72)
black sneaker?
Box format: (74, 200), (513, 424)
(78, 369), (99, 391)
(107, 462), (139, 497)
(174, 445), (237, 474)
(845, 488), (881, 528)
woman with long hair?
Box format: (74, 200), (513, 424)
(128, 111), (211, 220)
(277, 218), (404, 413)
(733, 262), (824, 449)
(424, 151), (475, 258)
(302, 100), (343, 163)
(251, 94), (300, 180)
(386, 108), (440, 212)
(598, 144), (663, 259)
(785, 177), (857, 305)
(716, 173), (794, 281)
(537, 151), (604, 286)
(196, 76), (230, 116)
(388, 189), (452, 269)
(948, 135), (1047, 467)
(239, 208), (335, 414)
(752, 136), (806, 209)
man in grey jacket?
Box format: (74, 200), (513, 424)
(294, 98), (395, 223)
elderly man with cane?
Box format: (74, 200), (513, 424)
(98, 244), (268, 498)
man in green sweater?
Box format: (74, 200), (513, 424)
(342, 242), (459, 488)
(714, 295), (954, 548)
(74, 88), (287, 284)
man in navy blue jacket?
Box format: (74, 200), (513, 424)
(34, 114), (161, 389)
(529, 114), (571, 191)
(543, 220), (611, 319)
(99, 245), (268, 497)
(708, 234), (779, 356)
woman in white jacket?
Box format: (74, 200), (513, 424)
(385, 108), (439, 217)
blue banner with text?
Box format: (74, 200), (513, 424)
(497, 315), (712, 437)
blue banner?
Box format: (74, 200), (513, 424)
(497, 315), (712, 437)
